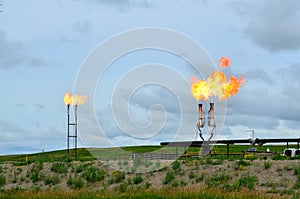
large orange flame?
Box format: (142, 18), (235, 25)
(191, 56), (243, 101)
(191, 72), (243, 101)
(218, 56), (231, 68)
(64, 92), (87, 106)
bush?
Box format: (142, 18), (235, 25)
(29, 163), (44, 183)
(205, 173), (232, 187)
(44, 175), (60, 185)
(117, 182), (128, 193)
(233, 175), (257, 190)
(172, 161), (180, 171)
(81, 166), (105, 183)
(0, 174), (6, 187)
(75, 164), (84, 173)
(51, 162), (67, 174)
(272, 154), (286, 160)
(244, 154), (257, 161)
(196, 175), (204, 183)
(234, 160), (250, 170)
(264, 161), (272, 169)
(145, 182), (151, 189)
(110, 171), (125, 184)
(133, 174), (143, 184)
(67, 176), (84, 189)
(172, 179), (179, 187)
(163, 171), (175, 184)
(294, 166), (300, 176)
(189, 171), (196, 179)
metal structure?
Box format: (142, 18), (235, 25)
(197, 103), (216, 141)
(197, 103), (216, 155)
(67, 104), (78, 158)
(161, 138), (300, 157)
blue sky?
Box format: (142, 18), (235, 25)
(0, 0), (300, 155)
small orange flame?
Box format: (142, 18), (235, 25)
(191, 71), (243, 101)
(64, 92), (87, 106)
(218, 56), (231, 68)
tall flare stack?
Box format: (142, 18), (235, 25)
(64, 92), (87, 159)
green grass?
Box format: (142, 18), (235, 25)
(0, 187), (283, 199)
(0, 144), (296, 164)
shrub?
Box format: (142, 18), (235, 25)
(205, 173), (232, 187)
(67, 176), (84, 189)
(244, 154), (257, 161)
(133, 174), (143, 184)
(294, 166), (300, 176)
(294, 181), (300, 189)
(75, 164), (84, 173)
(196, 175), (204, 183)
(44, 175), (60, 185)
(110, 171), (125, 184)
(234, 160), (250, 170)
(172, 179), (179, 187)
(118, 182), (128, 193)
(233, 175), (257, 190)
(172, 160), (180, 171)
(51, 162), (67, 174)
(264, 161), (272, 169)
(29, 163), (44, 183)
(272, 154), (286, 160)
(145, 182), (151, 189)
(284, 165), (294, 171)
(189, 171), (196, 179)
(81, 166), (105, 183)
(0, 174), (6, 187)
(163, 171), (175, 184)
(0, 166), (2, 173)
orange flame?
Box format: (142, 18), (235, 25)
(64, 92), (87, 106)
(191, 71), (243, 101)
(218, 56), (231, 68)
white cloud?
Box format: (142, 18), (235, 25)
(244, 0), (300, 51)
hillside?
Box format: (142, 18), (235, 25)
(0, 146), (300, 198)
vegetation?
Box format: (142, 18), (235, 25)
(163, 171), (175, 184)
(0, 174), (6, 187)
(264, 161), (272, 169)
(51, 162), (68, 174)
(0, 145), (300, 198)
(0, 187), (286, 199)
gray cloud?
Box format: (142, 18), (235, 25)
(33, 104), (45, 112)
(71, 0), (153, 11)
(71, 19), (92, 34)
(0, 29), (46, 69)
(244, 0), (300, 52)
(227, 63), (300, 125)
(92, 0), (152, 9)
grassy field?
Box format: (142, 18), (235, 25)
(0, 187), (291, 199)
(0, 144), (294, 164)
(0, 144), (300, 199)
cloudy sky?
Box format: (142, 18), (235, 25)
(0, 0), (299, 155)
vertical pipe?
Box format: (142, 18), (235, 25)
(67, 104), (70, 155)
(208, 103), (215, 127)
(75, 104), (78, 159)
(198, 104), (204, 128)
